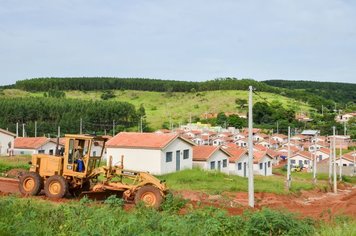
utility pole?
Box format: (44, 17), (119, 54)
(344, 122), (347, 136)
(35, 121), (37, 138)
(80, 118), (83, 135)
(333, 126), (337, 193)
(287, 126), (291, 190)
(16, 122), (19, 138)
(112, 120), (115, 136)
(140, 116), (143, 133)
(248, 86), (254, 208)
(22, 123), (25, 137)
(328, 139), (332, 186)
(313, 133), (317, 185)
(276, 121), (279, 134)
(339, 145), (342, 181)
(57, 126), (61, 138)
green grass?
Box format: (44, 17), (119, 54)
(2, 89), (312, 129)
(159, 168), (326, 195)
(0, 155), (31, 174)
(273, 167), (356, 184)
(0, 196), (317, 235)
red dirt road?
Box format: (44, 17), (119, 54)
(178, 187), (356, 220)
(1, 177), (355, 220)
(0, 177), (19, 194)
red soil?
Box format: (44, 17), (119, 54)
(1, 177), (355, 220)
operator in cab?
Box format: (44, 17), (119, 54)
(74, 146), (85, 172)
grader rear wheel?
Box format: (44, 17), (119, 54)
(134, 185), (163, 209)
(19, 172), (43, 196)
(44, 175), (68, 198)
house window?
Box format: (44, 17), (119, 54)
(291, 160), (296, 164)
(268, 161), (271, 168)
(210, 161), (215, 170)
(349, 164), (354, 167)
(259, 163), (263, 170)
(223, 159), (227, 168)
(20, 151), (24, 155)
(38, 150), (45, 154)
(304, 160), (308, 164)
(238, 163), (242, 170)
(343, 164), (347, 167)
(166, 152), (172, 162)
(49, 149), (54, 155)
(183, 149), (189, 159)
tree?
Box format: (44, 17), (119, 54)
(216, 112), (227, 127)
(253, 102), (273, 124)
(235, 98), (247, 109)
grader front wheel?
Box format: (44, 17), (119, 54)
(134, 185), (163, 209)
(44, 175), (68, 198)
(19, 172), (43, 196)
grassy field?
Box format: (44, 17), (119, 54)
(2, 89), (311, 129)
(0, 155), (31, 175)
(159, 168), (328, 195)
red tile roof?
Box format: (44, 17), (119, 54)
(106, 132), (193, 149)
(193, 146), (219, 161)
(226, 147), (247, 163)
(14, 137), (52, 149)
(292, 151), (313, 160)
(341, 151), (356, 162)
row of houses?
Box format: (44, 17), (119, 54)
(1, 127), (354, 177)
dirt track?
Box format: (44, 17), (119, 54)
(1, 177), (355, 220)
(0, 177), (19, 194)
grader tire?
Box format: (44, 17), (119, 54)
(19, 172), (43, 196)
(134, 185), (163, 209)
(44, 175), (68, 198)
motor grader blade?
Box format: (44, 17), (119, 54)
(78, 190), (124, 201)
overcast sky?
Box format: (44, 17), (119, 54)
(0, 0), (355, 85)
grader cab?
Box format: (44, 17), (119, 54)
(19, 134), (168, 208)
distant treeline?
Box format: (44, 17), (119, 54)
(10, 77), (344, 109)
(14, 77), (278, 93)
(263, 80), (356, 105)
(0, 97), (138, 136)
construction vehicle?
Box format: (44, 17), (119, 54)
(18, 134), (168, 208)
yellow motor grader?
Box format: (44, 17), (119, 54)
(18, 134), (168, 208)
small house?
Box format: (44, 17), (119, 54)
(192, 146), (230, 174)
(14, 137), (63, 155)
(106, 132), (195, 175)
(0, 128), (16, 156)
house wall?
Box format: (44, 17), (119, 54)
(231, 155), (249, 177)
(253, 156), (273, 176)
(290, 155), (311, 169)
(0, 133), (15, 156)
(14, 142), (59, 155)
(204, 151), (229, 174)
(107, 148), (162, 174)
(315, 151), (330, 162)
(160, 139), (193, 175)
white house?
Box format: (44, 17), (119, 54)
(235, 138), (248, 148)
(0, 128), (16, 156)
(253, 151), (273, 176)
(192, 146), (230, 174)
(315, 148), (331, 162)
(106, 132), (195, 175)
(13, 137), (63, 155)
(337, 152), (355, 167)
(289, 151), (313, 169)
(271, 134), (288, 144)
(226, 147), (249, 177)
(233, 133), (245, 141)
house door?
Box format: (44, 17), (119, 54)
(243, 162), (247, 177)
(264, 162), (267, 176)
(176, 150), (180, 171)
(218, 161), (221, 171)
(298, 160), (303, 167)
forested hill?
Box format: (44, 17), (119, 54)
(5, 77), (354, 109)
(263, 80), (356, 104)
(13, 77), (278, 93)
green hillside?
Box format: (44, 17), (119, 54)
(2, 89), (311, 129)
